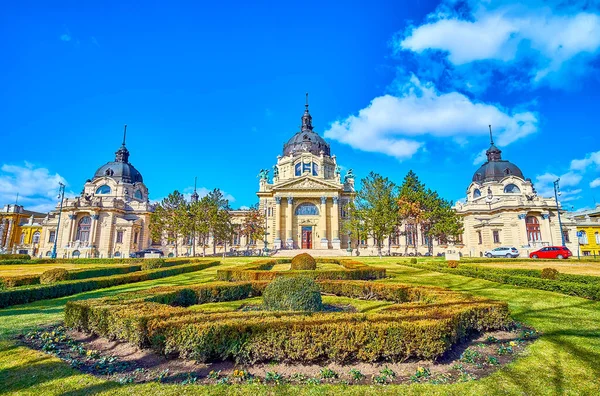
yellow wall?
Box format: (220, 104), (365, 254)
(577, 226), (600, 256)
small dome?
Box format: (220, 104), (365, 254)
(472, 131), (524, 183)
(93, 161), (143, 183)
(283, 94), (331, 157)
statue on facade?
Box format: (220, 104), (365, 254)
(272, 165), (279, 178)
(257, 168), (269, 181)
(335, 165), (341, 177)
(344, 168), (355, 183)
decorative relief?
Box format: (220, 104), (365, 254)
(321, 196), (327, 204)
(275, 196), (281, 204)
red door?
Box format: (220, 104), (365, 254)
(301, 227), (312, 249)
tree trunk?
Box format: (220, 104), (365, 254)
(192, 230), (196, 257)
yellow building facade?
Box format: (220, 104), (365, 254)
(0, 204), (45, 256)
(574, 205), (600, 257)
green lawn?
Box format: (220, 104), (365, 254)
(0, 258), (599, 395)
(0, 263), (133, 277)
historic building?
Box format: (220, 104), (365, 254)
(573, 205), (600, 257)
(257, 95), (355, 251)
(0, 204), (45, 255)
(38, 128), (154, 258)
(454, 132), (578, 257)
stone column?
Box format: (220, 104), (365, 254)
(331, 196), (341, 249)
(67, 214), (77, 245)
(90, 214), (100, 257)
(320, 196), (329, 248)
(4, 219), (13, 249)
(274, 197), (282, 249)
(542, 213), (553, 246)
(286, 197), (293, 248)
(0, 219), (6, 247)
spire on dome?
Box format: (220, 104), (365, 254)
(115, 124), (130, 163)
(191, 176), (199, 203)
(301, 92), (313, 132)
(486, 125), (502, 162)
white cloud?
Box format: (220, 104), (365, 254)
(0, 162), (72, 213)
(324, 75), (538, 159)
(397, 1), (600, 89)
(473, 149), (487, 165)
(570, 150), (600, 171)
(591, 178), (600, 188)
(534, 172), (582, 201)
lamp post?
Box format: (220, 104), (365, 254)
(51, 182), (65, 259)
(263, 203), (269, 255)
(553, 178), (566, 247)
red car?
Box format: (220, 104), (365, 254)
(529, 246), (572, 259)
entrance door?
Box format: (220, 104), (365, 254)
(301, 226), (312, 249)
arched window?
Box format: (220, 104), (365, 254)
(72, 250), (80, 258)
(114, 251), (121, 257)
(473, 189), (481, 199)
(504, 184), (521, 194)
(312, 162), (319, 176)
(20, 233), (25, 244)
(134, 190), (143, 200)
(295, 203), (319, 216)
(32, 231), (40, 244)
(45, 251), (52, 257)
(295, 163), (301, 176)
(76, 216), (91, 242)
(95, 185), (111, 194)
(526, 216), (541, 242)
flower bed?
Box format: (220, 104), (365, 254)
(65, 280), (510, 364)
(216, 258), (386, 281)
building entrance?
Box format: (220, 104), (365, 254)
(301, 226), (313, 249)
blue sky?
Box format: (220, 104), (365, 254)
(1, 0), (600, 212)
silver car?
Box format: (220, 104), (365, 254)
(484, 247), (519, 258)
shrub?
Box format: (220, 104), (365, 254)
(263, 276), (323, 312)
(0, 275), (40, 289)
(40, 268), (69, 284)
(142, 258), (165, 271)
(447, 261), (459, 268)
(290, 253), (317, 270)
(171, 289), (198, 307)
(410, 258), (417, 264)
(0, 254), (31, 260)
(541, 268), (560, 280)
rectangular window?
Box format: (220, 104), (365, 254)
(493, 230), (501, 244)
(48, 230), (56, 243)
(579, 232), (589, 245)
(595, 232), (600, 245)
(562, 230), (570, 244)
(134, 232), (139, 244)
(477, 231), (482, 245)
(116, 231), (123, 243)
(583, 251), (590, 256)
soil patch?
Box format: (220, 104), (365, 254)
(19, 323), (538, 386)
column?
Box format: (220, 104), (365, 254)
(90, 214), (99, 257)
(0, 219), (6, 247)
(274, 197), (282, 249)
(4, 219), (13, 250)
(319, 196), (329, 248)
(67, 214), (77, 245)
(331, 196), (341, 249)
(286, 197), (293, 248)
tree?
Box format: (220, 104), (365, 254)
(149, 191), (187, 256)
(351, 172), (399, 256)
(191, 196), (212, 257)
(205, 189), (231, 255)
(241, 204), (266, 250)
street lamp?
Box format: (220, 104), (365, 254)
(553, 178), (566, 247)
(51, 182), (65, 259)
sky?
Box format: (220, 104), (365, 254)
(1, 0), (600, 213)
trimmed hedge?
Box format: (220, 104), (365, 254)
(403, 262), (600, 301)
(216, 258), (386, 281)
(0, 275), (40, 289)
(263, 276), (323, 311)
(0, 254), (31, 260)
(0, 260), (219, 308)
(40, 268), (69, 284)
(541, 268), (559, 280)
(141, 258), (165, 271)
(65, 280), (510, 364)
(290, 253), (317, 270)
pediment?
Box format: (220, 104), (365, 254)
(273, 176), (342, 191)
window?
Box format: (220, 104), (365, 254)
(477, 231), (482, 245)
(579, 232), (589, 245)
(302, 162), (311, 173)
(294, 163), (301, 176)
(116, 231), (124, 243)
(473, 189), (481, 199)
(134, 190), (143, 200)
(76, 216), (91, 242)
(406, 224), (417, 246)
(45, 251), (52, 257)
(72, 250), (80, 258)
(32, 231), (40, 244)
(526, 216), (541, 242)
(134, 231), (139, 244)
(95, 185), (111, 194)
(20, 233), (25, 244)
(493, 230), (501, 243)
(562, 230), (570, 244)
(312, 162), (319, 176)
(583, 251), (590, 256)
(504, 184), (521, 194)
(114, 251), (121, 257)
(596, 232), (600, 244)
(390, 232), (400, 246)
(295, 203), (319, 216)
(48, 230), (56, 243)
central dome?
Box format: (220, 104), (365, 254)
(283, 94), (331, 157)
(472, 130), (524, 183)
(92, 125), (144, 184)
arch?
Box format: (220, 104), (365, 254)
(76, 216), (92, 242)
(504, 184), (521, 194)
(295, 203), (319, 216)
(134, 189), (143, 200)
(114, 251), (121, 257)
(72, 250), (81, 258)
(168, 252), (175, 258)
(45, 251), (52, 257)
(32, 231), (40, 244)
(473, 189), (481, 199)
(526, 216), (541, 242)
(95, 185), (111, 194)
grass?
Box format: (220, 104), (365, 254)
(0, 264), (131, 277)
(0, 257), (599, 395)
(471, 260), (600, 276)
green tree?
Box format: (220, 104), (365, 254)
(351, 172), (399, 256)
(241, 204), (266, 251)
(149, 190), (187, 257)
(205, 189), (231, 255)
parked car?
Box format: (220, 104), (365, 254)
(129, 248), (164, 258)
(484, 247), (520, 258)
(529, 246), (572, 259)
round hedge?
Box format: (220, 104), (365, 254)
(541, 268), (559, 280)
(290, 253), (317, 270)
(263, 276), (323, 312)
(141, 258), (165, 271)
(40, 268), (69, 284)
